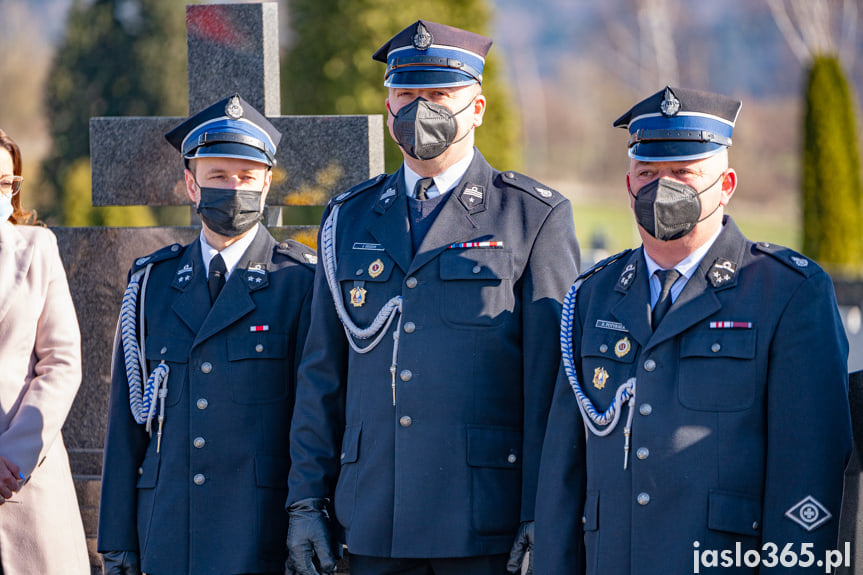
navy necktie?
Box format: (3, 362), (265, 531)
(414, 177), (434, 200)
(652, 268), (680, 329)
(208, 253), (227, 305)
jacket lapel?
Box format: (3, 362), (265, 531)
(367, 170), (413, 274)
(170, 244), (210, 335)
(610, 249), (653, 348)
(0, 222), (34, 325)
(193, 226), (275, 346)
(408, 152), (491, 275)
(648, 218), (747, 348)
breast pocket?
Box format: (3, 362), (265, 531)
(336, 251), (398, 326)
(679, 329), (757, 411)
(144, 335), (192, 406)
(579, 328), (639, 405)
(227, 332), (290, 404)
(440, 249), (514, 328)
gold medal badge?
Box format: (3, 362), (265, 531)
(614, 336), (631, 358)
(368, 259), (384, 278)
(593, 367), (609, 390)
(350, 286), (367, 307)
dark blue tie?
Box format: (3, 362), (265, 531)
(208, 253), (226, 305)
(652, 268), (680, 329)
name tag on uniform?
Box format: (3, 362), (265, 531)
(353, 242), (384, 251)
(595, 319), (628, 332)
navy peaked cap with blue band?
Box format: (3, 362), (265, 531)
(373, 20), (492, 88)
(613, 86), (742, 162)
(164, 94), (281, 167)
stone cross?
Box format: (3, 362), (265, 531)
(53, 2), (383, 567)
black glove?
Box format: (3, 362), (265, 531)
(285, 498), (338, 575)
(101, 551), (142, 575)
(506, 521), (534, 574)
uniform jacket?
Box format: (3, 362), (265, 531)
(0, 222), (89, 575)
(98, 225), (315, 574)
(534, 217), (853, 574)
(288, 149), (580, 558)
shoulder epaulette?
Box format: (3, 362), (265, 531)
(499, 171), (566, 207)
(753, 241), (818, 277)
(578, 249), (633, 284)
(276, 239), (317, 270)
(331, 173), (387, 205)
(131, 243), (183, 273)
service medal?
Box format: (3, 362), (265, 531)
(350, 286), (367, 307)
(369, 259), (384, 278)
(593, 367), (609, 390)
(614, 336), (631, 358)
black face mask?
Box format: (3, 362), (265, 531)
(196, 186), (264, 237)
(390, 97), (475, 160)
(629, 174), (724, 241)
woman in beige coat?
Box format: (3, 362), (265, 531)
(0, 129), (89, 574)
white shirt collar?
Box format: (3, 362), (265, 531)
(643, 224), (724, 304)
(200, 223), (259, 280)
(403, 148), (475, 199)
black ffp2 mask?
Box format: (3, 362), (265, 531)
(630, 174), (724, 241)
(196, 187), (263, 237)
(390, 97), (475, 160)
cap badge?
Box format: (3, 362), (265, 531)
(593, 367), (609, 390)
(614, 336), (631, 358)
(350, 286), (367, 308)
(225, 95), (244, 119)
(368, 259), (384, 278)
(413, 22), (433, 50)
(660, 87), (680, 117)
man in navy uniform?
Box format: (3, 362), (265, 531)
(98, 94), (316, 575)
(534, 87), (853, 574)
(285, 19), (580, 575)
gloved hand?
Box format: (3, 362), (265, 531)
(101, 551), (142, 575)
(285, 498), (338, 575)
(506, 521), (534, 574)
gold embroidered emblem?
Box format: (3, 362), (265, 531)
(593, 367), (609, 390)
(614, 336), (631, 358)
(368, 259), (384, 278)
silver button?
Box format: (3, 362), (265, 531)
(196, 398), (208, 410)
(160, 346), (168, 355)
(639, 403), (653, 416)
(193, 473), (206, 485)
(599, 344), (608, 353)
(752, 521), (760, 531)
(711, 343), (721, 353)
(581, 516), (587, 524)
(399, 416), (412, 427)
(506, 172), (516, 178)
(355, 268), (363, 276)
(472, 265), (482, 274)
(758, 242), (770, 248)
(193, 437), (205, 449)
(137, 467), (143, 476)
(406, 277), (418, 288)
(637, 492), (650, 506)
(636, 447), (649, 460)
(340, 452), (346, 460)
(403, 322), (416, 334)
(201, 362), (212, 374)
(400, 369), (412, 382)
(171, 245), (179, 252)
(507, 453), (518, 464)
(255, 344), (264, 352)
(643, 359), (656, 372)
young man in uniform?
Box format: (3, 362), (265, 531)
(98, 94), (315, 575)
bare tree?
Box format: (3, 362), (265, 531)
(766, 0), (859, 64)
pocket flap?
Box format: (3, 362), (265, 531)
(144, 335), (192, 362)
(136, 454), (161, 489)
(255, 455), (290, 488)
(466, 425), (522, 468)
(581, 329), (638, 364)
(583, 490), (599, 531)
(340, 424), (361, 464)
(336, 252), (395, 283)
(227, 333), (289, 360)
(440, 249), (513, 281)
(681, 330), (756, 359)
(708, 489), (762, 535)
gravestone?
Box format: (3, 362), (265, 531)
(54, 2), (383, 570)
